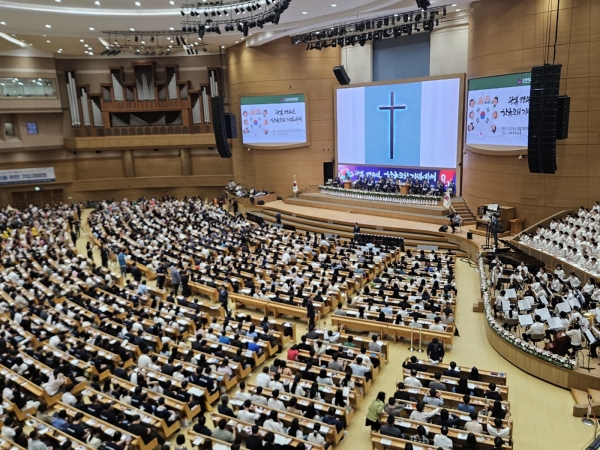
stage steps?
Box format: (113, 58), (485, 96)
(451, 197), (477, 225)
(255, 208), (466, 253)
(283, 194), (451, 226)
(570, 388), (600, 417)
(589, 389), (600, 403)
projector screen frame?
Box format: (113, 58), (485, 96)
(239, 91), (311, 151)
(333, 73), (466, 196)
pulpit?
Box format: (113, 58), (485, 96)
(343, 181), (352, 189)
(400, 184), (409, 195)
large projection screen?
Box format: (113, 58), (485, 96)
(465, 72), (531, 151)
(240, 93), (309, 149)
(335, 74), (464, 189)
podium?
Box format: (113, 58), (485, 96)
(343, 181), (352, 189)
(400, 184), (409, 195)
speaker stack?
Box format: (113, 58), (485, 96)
(211, 96), (232, 158)
(527, 64), (567, 174)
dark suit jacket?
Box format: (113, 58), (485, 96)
(246, 435), (264, 450)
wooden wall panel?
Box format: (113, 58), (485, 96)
(135, 155), (182, 178)
(75, 157), (124, 180)
(226, 38), (340, 196)
(191, 155), (234, 177)
(464, 0), (599, 226)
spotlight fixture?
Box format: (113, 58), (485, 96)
(294, 2), (445, 51)
(416, 0), (431, 9)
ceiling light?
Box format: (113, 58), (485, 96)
(130, 28), (135, 31)
(302, 11), (307, 14)
(451, 3), (457, 5)
(45, 24), (52, 28)
(89, 27), (95, 30)
(331, 4), (337, 7)
(170, 0), (175, 4)
(55, 0), (61, 2)
(135, 2), (141, 6)
(456, 9), (461, 11)
(221, 45), (225, 48)
(95, 1), (100, 4)
(84, 44), (89, 47)
(169, 27), (174, 30)
(46, 40), (51, 43)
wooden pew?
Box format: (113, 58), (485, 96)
(246, 383), (353, 424)
(24, 415), (96, 450)
(401, 357), (508, 386)
(312, 330), (389, 364)
(209, 411), (324, 450)
(398, 385), (510, 413)
(109, 374), (201, 420)
(401, 368), (509, 400)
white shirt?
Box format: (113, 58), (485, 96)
(138, 354), (152, 368)
(487, 425), (510, 438)
(237, 409), (260, 424)
(234, 390), (252, 402)
(43, 373), (66, 396)
(62, 391), (78, 406)
(48, 335), (61, 348)
(268, 380), (285, 392)
(267, 398), (286, 411)
(256, 372), (271, 387)
(404, 376), (422, 387)
(251, 394), (268, 406)
(263, 419), (286, 434)
(433, 434), (453, 449)
(566, 329), (582, 346)
(527, 322), (545, 336)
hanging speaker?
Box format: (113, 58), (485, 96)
(224, 113), (238, 139)
(211, 96), (232, 158)
(527, 64), (561, 174)
(556, 95), (570, 140)
(333, 65), (351, 85)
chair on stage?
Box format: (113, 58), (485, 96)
(530, 333), (546, 347)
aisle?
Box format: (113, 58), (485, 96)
(76, 209), (592, 450)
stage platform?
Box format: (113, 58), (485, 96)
(250, 200), (485, 255)
(284, 191), (456, 226)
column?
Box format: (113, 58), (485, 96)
(122, 149), (136, 178)
(180, 148), (192, 176)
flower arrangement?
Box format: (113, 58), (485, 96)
(478, 257), (575, 370)
(319, 185), (441, 205)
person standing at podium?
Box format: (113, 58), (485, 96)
(491, 214), (499, 247)
(353, 222), (360, 235)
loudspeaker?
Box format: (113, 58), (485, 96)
(211, 96), (232, 158)
(333, 65), (351, 85)
(224, 113), (238, 139)
(528, 64), (561, 174)
(467, 231), (473, 240)
(556, 95), (570, 140)
(438, 225), (448, 233)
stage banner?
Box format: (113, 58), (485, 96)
(0, 167), (56, 185)
(337, 164), (456, 186)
